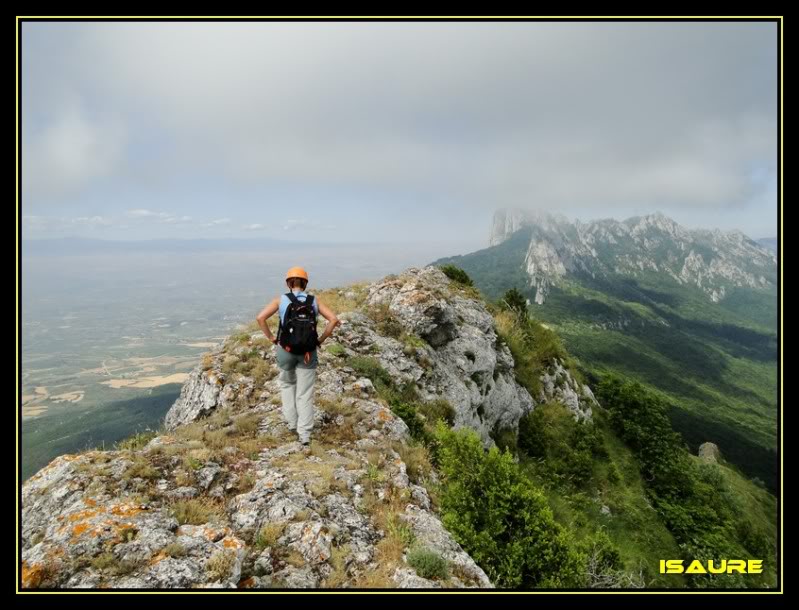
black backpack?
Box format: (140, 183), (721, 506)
(277, 292), (318, 355)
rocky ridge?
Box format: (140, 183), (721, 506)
(21, 266), (595, 589)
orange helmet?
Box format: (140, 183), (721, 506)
(285, 266), (309, 281)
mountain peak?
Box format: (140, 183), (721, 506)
(486, 209), (776, 304)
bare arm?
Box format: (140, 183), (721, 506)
(316, 299), (340, 345)
(256, 297), (281, 342)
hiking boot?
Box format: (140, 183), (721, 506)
(300, 439), (312, 455)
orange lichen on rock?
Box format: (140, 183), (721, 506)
(108, 503), (145, 518)
(21, 561), (46, 589)
(222, 536), (244, 550)
(149, 551), (169, 565)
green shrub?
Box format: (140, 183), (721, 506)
(325, 342), (346, 357)
(348, 356), (393, 389)
(434, 423), (584, 588)
(518, 409), (547, 458)
(493, 310), (569, 399)
(490, 424), (517, 454)
(418, 398), (456, 426)
(347, 356), (448, 444)
(116, 430), (157, 451)
(439, 264), (474, 286)
(501, 287), (528, 316)
(407, 547), (449, 580)
(518, 402), (601, 489)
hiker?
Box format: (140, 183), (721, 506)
(255, 266), (339, 450)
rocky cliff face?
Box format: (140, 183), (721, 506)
(21, 265), (594, 589)
(489, 208), (777, 304)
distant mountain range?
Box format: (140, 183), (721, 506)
(434, 209), (779, 490)
(487, 209), (777, 305)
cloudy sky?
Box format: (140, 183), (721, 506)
(21, 20), (778, 248)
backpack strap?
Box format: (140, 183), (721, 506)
(287, 292), (314, 313)
(277, 292), (293, 340)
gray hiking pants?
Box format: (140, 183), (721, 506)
(275, 346), (318, 443)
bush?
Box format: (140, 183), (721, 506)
(493, 310), (569, 398)
(116, 430), (157, 451)
(501, 287), (528, 316)
(325, 342), (347, 357)
(518, 402), (601, 489)
(518, 410), (547, 458)
(490, 424), (517, 454)
(418, 398), (456, 426)
(434, 423), (584, 588)
(407, 547), (449, 580)
(439, 264), (474, 286)
(348, 356), (393, 389)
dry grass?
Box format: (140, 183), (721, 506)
(233, 471), (257, 494)
(278, 448), (352, 498)
(233, 412), (262, 436)
(314, 282), (369, 315)
(367, 303), (403, 339)
(392, 441), (433, 484)
(122, 455), (160, 481)
(254, 522), (286, 550)
(170, 497), (223, 525)
(283, 549), (306, 568)
(162, 542), (187, 558)
(316, 398), (364, 445)
(174, 469), (194, 487)
(352, 530), (407, 588)
(324, 543), (351, 588)
(221, 355), (240, 376)
(206, 550), (237, 581)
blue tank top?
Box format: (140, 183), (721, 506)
(279, 291), (319, 326)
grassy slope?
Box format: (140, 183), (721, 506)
(434, 243), (779, 491)
(519, 403), (685, 587)
(435, 264), (777, 587)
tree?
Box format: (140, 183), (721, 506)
(501, 287), (528, 317)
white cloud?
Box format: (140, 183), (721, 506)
(126, 208), (168, 218)
(125, 209), (192, 224)
(202, 218), (231, 228)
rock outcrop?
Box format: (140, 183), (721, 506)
(21, 265), (596, 589)
(698, 442), (721, 463)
